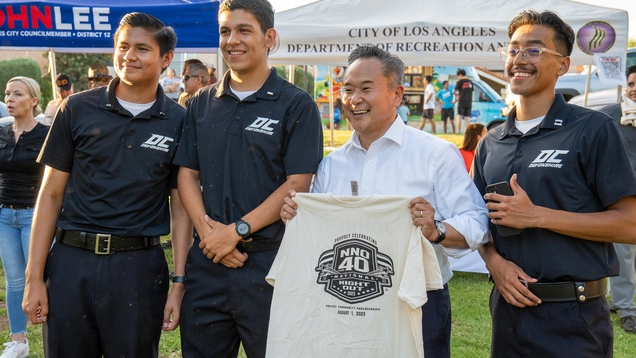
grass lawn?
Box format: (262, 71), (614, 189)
(1, 129), (634, 356)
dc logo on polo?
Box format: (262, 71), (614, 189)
(316, 237), (394, 304)
(529, 150), (569, 168)
(245, 117), (279, 135)
(141, 134), (174, 152)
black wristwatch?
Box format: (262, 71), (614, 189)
(235, 219), (251, 239)
(432, 220), (447, 244)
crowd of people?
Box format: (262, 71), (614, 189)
(0, 0), (634, 357)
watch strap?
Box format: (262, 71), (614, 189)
(432, 220), (446, 244)
(172, 276), (186, 284)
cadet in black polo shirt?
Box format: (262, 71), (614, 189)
(174, 1), (323, 356)
(474, 10), (636, 357)
(23, 13), (191, 358)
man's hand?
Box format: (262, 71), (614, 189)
(280, 190), (298, 224)
(484, 174), (541, 229)
(218, 249), (248, 268)
(408, 197), (437, 241)
(486, 252), (541, 308)
(162, 283), (185, 331)
(23, 280), (48, 325)
(198, 215), (243, 264)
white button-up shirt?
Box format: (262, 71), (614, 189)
(313, 117), (489, 283)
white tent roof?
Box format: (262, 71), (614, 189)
(270, 0), (628, 67)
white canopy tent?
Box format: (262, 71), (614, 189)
(271, 0), (628, 67)
(272, 0), (629, 274)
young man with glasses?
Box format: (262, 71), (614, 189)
(474, 10), (636, 357)
(180, 62), (209, 108)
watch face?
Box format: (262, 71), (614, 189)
(436, 221), (446, 235)
(237, 222), (250, 236)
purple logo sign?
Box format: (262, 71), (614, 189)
(576, 21), (616, 54)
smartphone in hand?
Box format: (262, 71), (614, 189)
(486, 181), (523, 237)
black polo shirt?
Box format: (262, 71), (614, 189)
(473, 94), (636, 282)
(174, 69), (323, 242)
(0, 122), (49, 206)
(38, 77), (186, 236)
(599, 103), (636, 170)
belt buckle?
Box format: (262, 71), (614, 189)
(95, 234), (112, 254)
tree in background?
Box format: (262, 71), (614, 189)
(275, 65), (315, 98)
(0, 58), (43, 104)
(49, 53), (113, 92)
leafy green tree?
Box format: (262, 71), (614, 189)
(50, 52), (113, 92)
(0, 57), (44, 110)
(275, 65), (315, 98)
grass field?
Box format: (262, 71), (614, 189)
(1, 129), (634, 356)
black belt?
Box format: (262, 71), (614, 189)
(193, 233), (280, 253)
(0, 204), (32, 210)
(236, 240), (281, 252)
(527, 279), (607, 303)
(57, 229), (161, 255)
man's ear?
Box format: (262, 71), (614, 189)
(557, 56), (570, 76)
(393, 85), (405, 108)
(264, 28), (277, 51)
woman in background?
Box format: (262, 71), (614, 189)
(0, 77), (49, 358)
(458, 123), (486, 172)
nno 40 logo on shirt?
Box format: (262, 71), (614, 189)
(316, 237), (394, 304)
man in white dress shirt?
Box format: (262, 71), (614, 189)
(282, 45), (489, 358)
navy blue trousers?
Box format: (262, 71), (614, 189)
(180, 241), (277, 358)
(422, 284), (452, 358)
(43, 242), (169, 358)
(490, 285), (613, 358)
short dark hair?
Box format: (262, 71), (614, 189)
(508, 10), (574, 56)
(182, 59), (204, 75)
(187, 62), (210, 86)
(457, 69), (466, 76)
(627, 65), (636, 78)
(114, 12), (177, 73)
(347, 45), (404, 89)
(424, 75), (432, 84)
(218, 0), (274, 34)
(442, 80), (449, 86)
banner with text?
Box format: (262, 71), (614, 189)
(0, 0), (219, 52)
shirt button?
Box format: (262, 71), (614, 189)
(368, 160), (372, 164)
(128, 130), (134, 136)
(521, 138), (525, 141)
(516, 152), (522, 157)
(235, 116), (240, 120)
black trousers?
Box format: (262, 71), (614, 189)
(43, 241), (169, 358)
(490, 285), (613, 358)
(180, 241), (277, 358)
(422, 284), (452, 358)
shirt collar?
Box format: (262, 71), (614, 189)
(214, 67), (283, 102)
(499, 93), (570, 139)
(99, 77), (171, 120)
(347, 115), (405, 152)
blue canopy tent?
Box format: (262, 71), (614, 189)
(0, 0), (219, 94)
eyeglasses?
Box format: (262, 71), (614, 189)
(89, 78), (110, 85)
(498, 47), (565, 63)
(183, 75), (201, 81)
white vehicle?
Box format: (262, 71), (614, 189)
(568, 48), (636, 111)
(557, 47), (636, 102)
